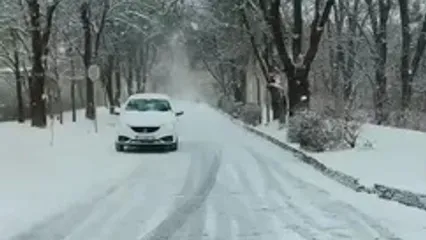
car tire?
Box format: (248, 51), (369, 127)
(115, 143), (125, 152)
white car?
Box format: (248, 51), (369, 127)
(114, 93), (183, 152)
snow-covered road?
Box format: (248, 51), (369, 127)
(7, 102), (426, 240)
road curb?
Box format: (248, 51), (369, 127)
(243, 124), (369, 193)
(217, 108), (426, 212)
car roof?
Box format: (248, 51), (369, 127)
(128, 93), (171, 101)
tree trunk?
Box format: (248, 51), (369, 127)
(15, 77), (24, 123)
(399, 0), (426, 110)
(265, 90), (271, 123)
(126, 55), (134, 96)
(12, 40), (24, 123)
(114, 59), (122, 106)
(28, 0), (47, 127)
(135, 47), (143, 92)
(288, 68), (310, 113)
(255, 70), (262, 105)
(105, 55), (114, 113)
(57, 90), (63, 124)
(229, 59), (244, 103)
(142, 44), (154, 93)
(327, 21), (338, 96)
(77, 82), (85, 108)
(239, 67), (247, 104)
(366, 0), (391, 124)
(80, 2), (95, 120)
(263, 36), (283, 121)
(268, 87), (283, 120)
(71, 82), (76, 122)
(52, 31), (63, 124)
(374, 69), (387, 124)
(47, 90), (54, 121)
(261, 0), (335, 116)
(70, 57), (77, 122)
(344, 0), (360, 101)
(399, 0), (411, 110)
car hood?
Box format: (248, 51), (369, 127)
(120, 111), (175, 126)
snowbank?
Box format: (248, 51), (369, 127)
(253, 122), (426, 211)
(0, 109), (144, 238)
(257, 123), (426, 194)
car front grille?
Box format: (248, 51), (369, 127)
(135, 139), (156, 143)
(130, 126), (160, 133)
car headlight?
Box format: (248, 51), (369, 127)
(117, 121), (130, 130)
(161, 122), (174, 130)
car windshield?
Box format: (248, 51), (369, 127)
(125, 98), (171, 112)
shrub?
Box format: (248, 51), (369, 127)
(217, 96), (235, 114)
(387, 110), (426, 131)
(341, 120), (361, 148)
(287, 110), (361, 152)
(231, 101), (244, 118)
(239, 103), (261, 126)
(287, 113), (304, 143)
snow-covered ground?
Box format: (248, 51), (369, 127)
(0, 109), (190, 239)
(257, 122), (426, 195)
(1, 102), (426, 240)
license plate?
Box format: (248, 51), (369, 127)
(136, 135), (155, 140)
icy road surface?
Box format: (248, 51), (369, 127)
(8, 102), (425, 240)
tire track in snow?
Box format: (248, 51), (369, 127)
(265, 155), (401, 239)
(200, 160), (240, 240)
(246, 147), (402, 240)
(140, 146), (221, 240)
(248, 147), (353, 239)
(99, 195), (163, 240)
(65, 153), (183, 240)
(206, 146), (286, 240)
(218, 148), (275, 239)
(248, 148), (322, 239)
(213, 161), (254, 240)
(8, 162), (149, 240)
(221, 161), (249, 195)
(166, 142), (212, 240)
(212, 182), (259, 239)
(202, 204), (217, 239)
(9, 151), (188, 240)
(208, 194), (233, 240)
(61, 184), (141, 240)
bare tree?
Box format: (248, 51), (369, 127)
(11, 29), (25, 123)
(332, 0), (361, 103)
(80, 0), (109, 120)
(259, 0), (335, 116)
(398, 0), (426, 111)
(0, 28), (27, 123)
(26, 0), (61, 127)
(364, 0), (391, 124)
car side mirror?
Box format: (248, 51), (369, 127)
(175, 111), (184, 117)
